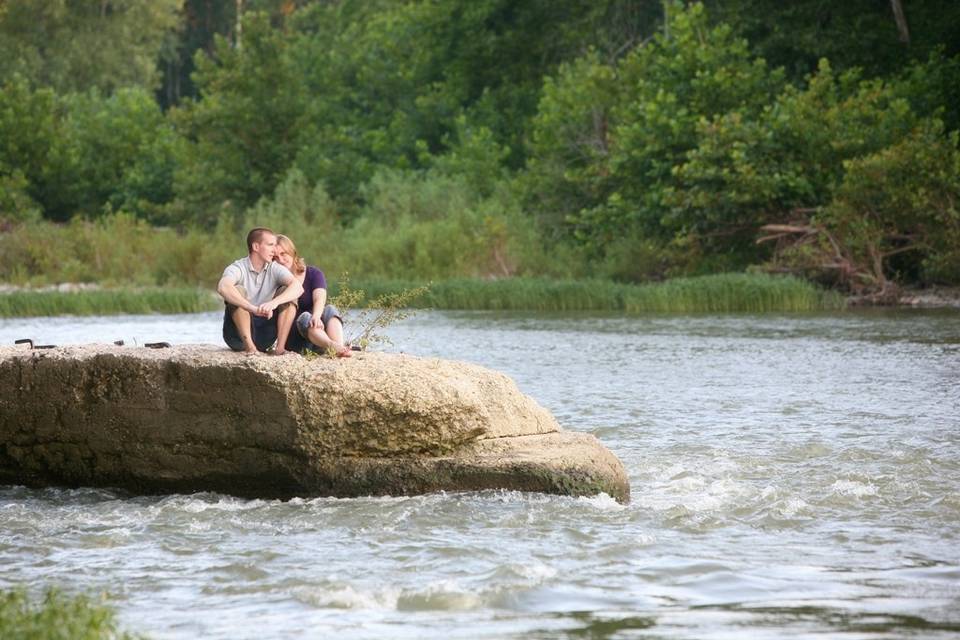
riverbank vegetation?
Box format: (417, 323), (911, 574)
(1, 1), (958, 307)
(0, 273), (840, 318)
(0, 587), (142, 640)
(352, 274), (843, 313)
(0, 287), (218, 318)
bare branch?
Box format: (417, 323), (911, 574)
(758, 224), (815, 234)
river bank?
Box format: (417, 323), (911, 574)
(0, 273), (843, 318)
(896, 285), (960, 308)
(2, 276), (957, 320)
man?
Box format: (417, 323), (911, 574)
(217, 227), (304, 355)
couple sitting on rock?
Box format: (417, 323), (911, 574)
(217, 227), (352, 357)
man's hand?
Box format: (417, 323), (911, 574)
(254, 301), (276, 319)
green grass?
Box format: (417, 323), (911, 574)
(0, 274), (843, 318)
(0, 587), (144, 640)
(0, 288), (221, 318)
(345, 277), (625, 311)
(341, 273), (845, 313)
(620, 273), (846, 312)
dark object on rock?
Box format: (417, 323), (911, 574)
(13, 339), (56, 349)
(0, 345), (630, 503)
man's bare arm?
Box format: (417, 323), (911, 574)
(262, 275), (303, 313)
(217, 277), (255, 312)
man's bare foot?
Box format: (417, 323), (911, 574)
(272, 348), (297, 356)
(335, 344), (352, 358)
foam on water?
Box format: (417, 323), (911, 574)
(292, 584), (402, 610)
(574, 492), (625, 511)
(829, 479), (880, 498)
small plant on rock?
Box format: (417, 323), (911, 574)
(328, 273), (430, 353)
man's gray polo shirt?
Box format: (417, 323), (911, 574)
(221, 257), (294, 306)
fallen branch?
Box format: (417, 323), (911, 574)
(758, 224), (815, 235)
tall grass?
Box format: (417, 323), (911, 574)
(342, 277), (622, 311)
(341, 273), (844, 313)
(621, 273), (846, 312)
(0, 288), (220, 318)
(0, 276), (841, 319)
(0, 587), (144, 640)
(0, 213), (237, 289)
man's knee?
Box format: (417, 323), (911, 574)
(229, 305), (251, 325)
(274, 284), (297, 313)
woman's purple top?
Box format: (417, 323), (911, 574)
(298, 265), (327, 313)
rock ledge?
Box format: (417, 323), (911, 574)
(0, 345), (629, 503)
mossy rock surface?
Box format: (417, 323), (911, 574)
(0, 345), (630, 503)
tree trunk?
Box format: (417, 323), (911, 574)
(235, 0), (243, 49)
(890, 0), (910, 44)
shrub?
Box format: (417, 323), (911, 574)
(342, 168), (544, 280)
(822, 122), (960, 290)
(0, 587), (144, 640)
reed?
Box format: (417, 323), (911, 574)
(343, 278), (623, 311)
(0, 274), (842, 318)
(0, 288), (220, 318)
(340, 273), (845, 313)
(0, 587), (143, 640)
(621, 273), (846, 313)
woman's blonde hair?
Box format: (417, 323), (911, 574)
(276, 234), (306, 275)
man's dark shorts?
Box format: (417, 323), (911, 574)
(222, 285), (292, 352)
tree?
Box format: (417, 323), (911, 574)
(760, 123), (960, 295)
(171, 12), (309, 225)
(704, 0), (960, 81)
(0, 0), (183, 94)
(62, 89), (181, 222)
(667, 61), (920, 259)
(524, 2), (784, 258)
(0, 75), (179, 222)
(0, 75), (71, 221)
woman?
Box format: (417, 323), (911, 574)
(274, 234), (351, 357)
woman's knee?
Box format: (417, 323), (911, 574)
(321, 304), (343, 327)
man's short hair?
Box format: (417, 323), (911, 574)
(246, 227), (275, 252)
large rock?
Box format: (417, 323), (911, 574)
(0, 345), (630, 503)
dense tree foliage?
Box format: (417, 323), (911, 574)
(524, 4), (785, 257)
(705, 0), (960, 82)
(0, 0), (182, 94)
(1, 0), (958, 294)
(0, 76), (179, 222)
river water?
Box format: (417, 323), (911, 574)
(1, 310), (959, 639)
